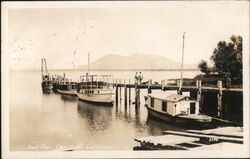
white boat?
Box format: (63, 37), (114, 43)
(145, 92), (212, 126)
(77, 74), (114, 105)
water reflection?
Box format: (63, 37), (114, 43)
(42, 89), (53, 95)
(77, 100), (112, 131)
(114, 103), (144, 129)
(146, 117), (185, 135)
(61, 94), (78, 102)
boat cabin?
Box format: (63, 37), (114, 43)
(148, 93), (199, 116)
(42, 74), (52, 85)
(78, 74), (113, 94)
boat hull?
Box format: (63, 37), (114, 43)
(57, 89), (77, 96)
(146, 105), (212, 127)
(41, 82), (53, 90)
(77, 92), (114, 105)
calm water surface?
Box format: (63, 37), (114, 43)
(9, 70), (199, 150)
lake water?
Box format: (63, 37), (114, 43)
(9, 70), (200, 151)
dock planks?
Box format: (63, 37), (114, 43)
(163, 130), (243, 144)
(134, 127), (243, 150)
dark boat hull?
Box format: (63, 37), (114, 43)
(146, 106), (212, 127)
(41, 82), (53, 90)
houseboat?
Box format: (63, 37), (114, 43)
(145, 92), (212, 126)
(77, 74), (114, 105)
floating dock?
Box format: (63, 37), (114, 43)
(134, 127), (243, 150)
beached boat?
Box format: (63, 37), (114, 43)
(77, 74), (114, 105)
(145, 92), (212, 126)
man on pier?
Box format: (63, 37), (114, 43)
(135, 72), (139, 84)
(138, 72), (143, 85)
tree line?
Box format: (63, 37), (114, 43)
(198, 35), (242, 82)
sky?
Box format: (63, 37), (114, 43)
(6, 1), (249, 70)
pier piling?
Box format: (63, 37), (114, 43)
(196, 80), (202, 102)
(124, 80), (127, 106)
(115, 85), (118, 105)
(119, 79), (122, 101)
(217, 80), (223, 117)
(129, 79), (131, 104)
(148, 79), (152, 94)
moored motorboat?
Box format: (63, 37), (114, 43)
(53, 73), (78, 96)
(77, 74), (114, 105)
(57, 82), (78, 96)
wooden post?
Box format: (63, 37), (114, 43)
(148, 79), (152, 94)
(177, 79), (182, 95)
(115, 85), (118, 105)
(196, 80), (202, 114)
(196, 80), (202, 102)
(124, 80), (127, 106)
(161, 79), (166, 90)
(135, 77), (140, 107)
(217, 80), (223, 117)
(119, 79), (122, 101)
(129, 79), (131, 104)
(135, 85), (140, 107)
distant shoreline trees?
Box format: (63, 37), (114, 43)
(198, 35), (242, 82)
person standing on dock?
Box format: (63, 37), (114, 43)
(135, 72), (139, 84)
(138, 72), (143, 85)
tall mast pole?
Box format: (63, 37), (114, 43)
(41, 58), (43, 79)
(45, 58), (48, 74)
(88, 52), (90, 74)
(179, 32), (185, 93)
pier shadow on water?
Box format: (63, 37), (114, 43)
(77, 100), (113, 131)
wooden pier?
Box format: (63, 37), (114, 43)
(50, 73), (243, 123)
(109, 78), (242, 121)
(111, 79), (242, 93)
(134, 127), (243, 150)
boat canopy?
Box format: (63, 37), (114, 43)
(80, 74), (113, 78)
(80, 74), (113, 82)
(149, 92), (195, 102)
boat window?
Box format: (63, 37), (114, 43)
(162, 101), (167, 112)
(190, 102), (196, 114)
(151, 98), (154, 108)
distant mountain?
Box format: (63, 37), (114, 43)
(75, 53), (197, 71)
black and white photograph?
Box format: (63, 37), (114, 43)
(1, 1), (249, 158)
